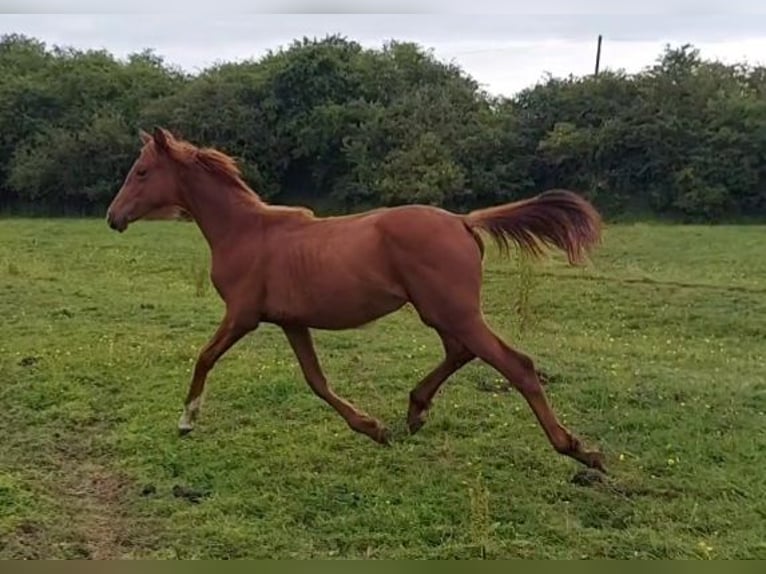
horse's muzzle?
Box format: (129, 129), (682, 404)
(106, 211), (128, 233)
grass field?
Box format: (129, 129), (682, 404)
(1, 218), (765, 559)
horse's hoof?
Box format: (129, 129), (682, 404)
(586, 451), (607, 474)
(407, 416), (425, 435)
(178, 424), (194, 437)
(376, 426), (392, 446)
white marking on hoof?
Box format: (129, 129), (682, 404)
(178, 415), (194, 434)
(178, 397), (201, 434)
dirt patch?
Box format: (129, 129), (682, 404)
(4, 520), (51, 559)
(9, 430), (153, 558)
(0, 461), (136, 559)
(62, 462), (133, 560)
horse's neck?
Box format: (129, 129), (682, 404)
(180, 171), (265, 251)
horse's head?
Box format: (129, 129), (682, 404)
(106, 128), (187, 232)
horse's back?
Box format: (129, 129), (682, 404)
(373, 204), (478, 253)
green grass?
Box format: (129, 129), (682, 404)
(1, 218), (765, 559)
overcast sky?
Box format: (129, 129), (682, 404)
(2, 1), (765, 96)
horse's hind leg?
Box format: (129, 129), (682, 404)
(407, 332), (474, 434)
(283, 325), (390, 445)
(398, 226), (602, 470)
(452, 316), (606, 472)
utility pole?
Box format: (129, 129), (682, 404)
(595, 34), (603, 76)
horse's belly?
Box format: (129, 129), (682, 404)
(289, 291), (408, 330)
(262, 271), (408, 330)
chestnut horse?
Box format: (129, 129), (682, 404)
(106, 128), (606, 473)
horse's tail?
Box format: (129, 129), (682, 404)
(464, 189), (602, 265)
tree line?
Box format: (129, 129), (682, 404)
(1, 33), (764, 220)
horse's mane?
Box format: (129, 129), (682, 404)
(151, 128), (315, 220)
(158, 130), (250, 190)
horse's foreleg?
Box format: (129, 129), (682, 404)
(178, 314), (252, 434)
(283, 326), (390, 445)
(407, 332), (474, 434)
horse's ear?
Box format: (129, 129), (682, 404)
(139, 129), (152, 145)
(152, 127), (171, 152)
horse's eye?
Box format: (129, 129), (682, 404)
(136, 168), (148, 177)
